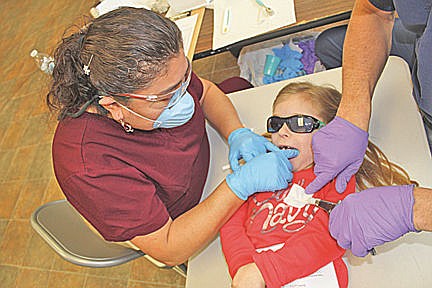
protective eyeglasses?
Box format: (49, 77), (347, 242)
(116, 58), (192, 108)
(267, 115), (325, 134)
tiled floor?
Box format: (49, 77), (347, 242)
(0, 1), (238, 287)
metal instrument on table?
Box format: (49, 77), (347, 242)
(255, 0), (274, 16)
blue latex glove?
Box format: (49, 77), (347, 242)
(273, 44), (302, 62)
(329, 185), (418, 257)
(228, 128), (279, 171)
(305, 117), (368, 194)
(226, 149), (299, 200)
(263, 44), (304, 84)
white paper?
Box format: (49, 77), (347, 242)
(174, 14), (199, 57)
(283, 262), (339, 288)
(213, 0), (296, 50)
(167, 0), (210, 17)
(92, 0), (152, 17)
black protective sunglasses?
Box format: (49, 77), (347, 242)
(267, 115), (325, 133)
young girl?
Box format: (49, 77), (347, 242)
(220, 82), (416, 288)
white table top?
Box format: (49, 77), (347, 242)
(186, 57), (432, 288)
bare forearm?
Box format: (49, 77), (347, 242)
(164, 181), (243, 263)
(132, 181), (243, 265)
(413, 187), (432, 231)
(338, 0), (395, 130)
(200, 78), (243, 140)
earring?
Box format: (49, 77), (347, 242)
(120, 119), (134, 133)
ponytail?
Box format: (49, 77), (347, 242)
(47, 28), (102, 120)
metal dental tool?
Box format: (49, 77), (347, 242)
(222, 7), (231, 34)
(310, 198), (340, 214)
(309, 197), (377, 256)
(255, 0), (275, 16)
(285, 184), (377, 256)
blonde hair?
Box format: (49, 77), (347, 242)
(271, 82), (417, 190)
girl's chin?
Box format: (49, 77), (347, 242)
(292, 162), (314, 173)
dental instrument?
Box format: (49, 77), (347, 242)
(309, 198), (340, 214)
(284, 184), (377, 255)
(222, 7), (231, 34)
(255, 0), (274, 16)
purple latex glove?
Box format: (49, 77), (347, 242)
(329, 185), (418, 257)
(298, 40), (318, 74)
(305, 116), (368, 194)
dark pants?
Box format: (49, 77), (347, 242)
(315, 19), (432, 153)
(315, 19), (417, 70)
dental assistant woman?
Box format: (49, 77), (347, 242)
(48, 7), (297, 266)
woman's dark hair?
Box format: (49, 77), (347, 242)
(47, 7), (183, 120)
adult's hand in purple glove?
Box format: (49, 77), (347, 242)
(329, 185), (419, 257)
(305, 116), (368, 194)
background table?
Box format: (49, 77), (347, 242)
(186, 56), (432, 288)
(194, 0), (354, 59)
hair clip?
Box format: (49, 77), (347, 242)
(83, 54), (94, 76)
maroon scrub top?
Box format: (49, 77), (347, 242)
(52, 73), (210, 241)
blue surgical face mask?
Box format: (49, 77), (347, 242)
(153, 90), (195, 129)
(113, 89), (195, 130)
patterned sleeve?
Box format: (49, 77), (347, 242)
(220, 202), (256, 277)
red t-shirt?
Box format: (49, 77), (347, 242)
(52, 73), (210, 242)
(220, 167), (355, 288)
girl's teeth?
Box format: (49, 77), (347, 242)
(280, 146), (293, 150)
